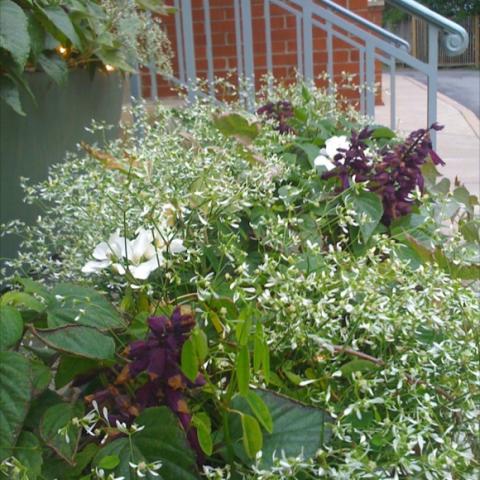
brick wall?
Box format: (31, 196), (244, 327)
(144, 0), (384, 106)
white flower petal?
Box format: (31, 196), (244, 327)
(92, 242), (110, 260)
(169, 238), (186, 254)
(131, 228), (153, 263)
(111, 263), (126, 275)
(81, 260), (111, 274)
(314, 155), (335, 171)
(129, 256), (162, 280)
(325, 135), (350, 159)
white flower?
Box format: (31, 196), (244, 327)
(169, 238), (186, 254)
(313, 135), (351, 171)
(313, 155), (335, 171)
(323, 135), (350, 159)
(82, 226), (186, 281)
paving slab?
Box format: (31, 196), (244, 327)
(376, 74), (480, 196)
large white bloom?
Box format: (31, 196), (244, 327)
(314, 135), (351, 171)
(82, 226), (185, 280)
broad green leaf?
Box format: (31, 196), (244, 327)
(240, 414), (262, 458)
(55, 356), (98, 389)
(192, 328), (208, 364)
(235, 307), (252, 346)
(192, 413), (213, 456)
(345, 189), (383, 243)
(297, 143), (320, 169)
(40, 6), (80, 47)
(0, 76), (25, 115)
(38, 52), (68, 85)
(0, 351), (32, 461)
(244, 391), (273, 433)
(32, 325), (116, 360)
(1, 291), (45, 312)
(40, 403), (83, 464)
(181, 336), (199, 382)
(230, 390), (332, 468)
(14, 432), (43, 479)
(95, 46), (135, 72)
(30, 358), (52, 396)
(236, 346), (250, 396)
(213, 113), (260, 143)
(94, 407), (197, 480)
(0, 0), (30, 69)
(98, 454), (120, 470)
(27, 12), (45, 60)
(340, 359), (378, 377)
(47, 283), (125, 330)
(371, 126), (396, 139)
(0, 305), (23, 350)
(17, 278), (51, 300)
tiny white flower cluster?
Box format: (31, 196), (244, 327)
(82, 213), (186, 281)
(128, 460), (163, 477)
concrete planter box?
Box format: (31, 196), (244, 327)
(0, 69), (124, 264)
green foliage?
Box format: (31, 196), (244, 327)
(1, 81), (479, 478)
(0, 0), (172, 114)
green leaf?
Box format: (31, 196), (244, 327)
(98, 454), (120, 470)
(297, 143), (320, 169)
(27, 12), (45, 61)
(0, 351), (32, 461)
(244, 391), (273, 433)
(0, 0), (30, 69)
(17, 278), (51, 300)
(39, 403), (83, 464)
(47, 283), (125, 330)
(213, 113), (260, 144)
(1, 291), (45, 312)
(240, 414), (262, 458)
(38, 52), (68, 85)
(30, 358), (52, 396)
(0, 305), (24, 350)
(93, 407), (197, 480)
(32, 325), (116, 360)
(192, 328), (208, 364)
(181, 336), (199, 382)
(0, 76), (25, 115)
(235, 307), (253, 346)
(14, 431), (43, 479)
(95, 46), (135, 72)
(345, 189), (383, 243)
(192, 413), (213, 456)
(371, 126), (396, 139)
(340, 359), (378, 377)
(40, 6), (80, 47)
(230, 390), (332, 468)
(55, 356), (98, 389)
(236, 346), (250, 396)
(253, 323), (264, 372)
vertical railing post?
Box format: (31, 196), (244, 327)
(365, 43), (375, 118)
(174, 0), (186, 85)
(180, 0), (197, 102)
(241, 0), (255, 110)
(389, 58), (397, 129)
(203, 0), (215, 97)
(427, 24), (439, 148)
(302, 1), (314, 82)
(264, 0), (273, 83)
(326, 22), (334, 95)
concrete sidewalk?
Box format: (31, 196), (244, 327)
(375, 74), (480, 196)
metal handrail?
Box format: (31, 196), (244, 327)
(386, 0), (469, 55)
(320, 0), (410, 51)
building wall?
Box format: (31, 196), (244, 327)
(143, 0), (384, 105)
